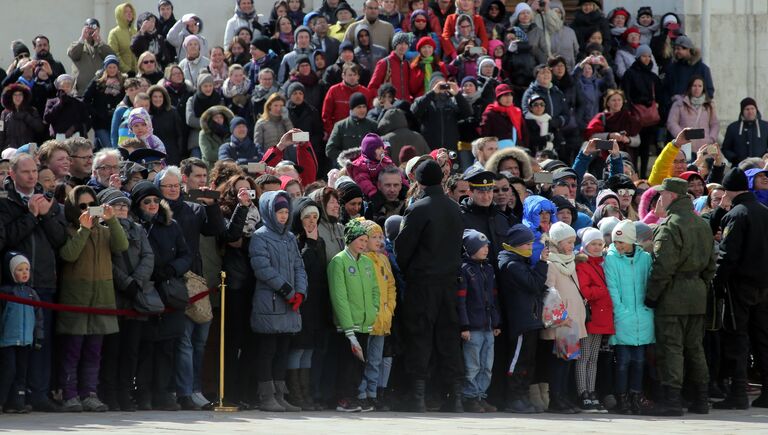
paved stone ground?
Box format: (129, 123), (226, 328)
(1, 408), (767, 434)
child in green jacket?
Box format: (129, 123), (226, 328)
(328, 219), (380, 412)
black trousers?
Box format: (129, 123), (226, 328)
(723, 285), (768, 384)
(0, 345), (30, 406)
(254, 334), (291, 382)
(506, 330), (539, 400)
(333, 332), (368, 401)
(100, 318), (143, 397)
(136, 337), (176, 395)
(401, 278), (463, 385)
(223, 288), (257, 402)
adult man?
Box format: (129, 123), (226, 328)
(344, 1), (395, 50)
(68, 18), (115, 96)
(32, 35), (66, 79)
(469, 137), (499, 170)
(645, 177), (716, 416)
(244, 36), (281, 93)
(446, 174), (471, 203)
(310, 14), (340, 64)
(278, 26), (315, 84)
(411, 76), (472, 151)
(316, 0), (342, 24)
(325, 91), (377, 164)
(352, 25), (388, 73)
(87, 149), (123, 193)
(0, 154), (68, 412)
(395, 159), (465, 413)
(712, 168), (768, 409)
(322, 64), (373, 136)
(66, 137), (95, 186)
(460, 167), (513, 266)
(364, 166), (407, 227)
(37, 141), (71, 182)
(662, 36), (715, 109)
(721, 98), (768, 166)
(368, 33), (412, 102)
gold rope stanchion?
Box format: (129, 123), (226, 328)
(214, 271), (238, 412)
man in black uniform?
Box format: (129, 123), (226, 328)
(395, 159), (465, 413)
(713, 168), (768, 409)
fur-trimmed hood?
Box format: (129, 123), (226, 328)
(1, 83), (33, 111)
(484, 147), (533, 180)
(131, 197), (174, 226)
(337, 147), (361, 172)
(200, 105), (235, 133)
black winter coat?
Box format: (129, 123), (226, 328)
(621, 60), (661, 107)
(43, 94), (90, 138)
(497, 249), (548, 335)
(410, 90), (472, 151)
(570, 10), (612, 50)
(521, 82), (570, 129)
(716, 192), (768, 290)
(150, 108), (185, 165)
(287, 101), (324, 157)
(83, 79), (124, 129)
(460, 197), (515, 267)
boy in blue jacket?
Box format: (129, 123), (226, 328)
(458, 229), (501, 413)
(0, 252), (43, 413)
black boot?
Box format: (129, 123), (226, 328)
(713, 379), (749, 410)
(616, 393), (632, 415)
(688, 384), (709, 414)
(285, 369), (304, 409)
(547, 393), (577, 414)
(117, 390), (136, 412)
(708, 381), (725, 399)
(440, 385), (464, 413)
(401, 380), (426, 412)
(374, 388), (390, 412)
(644, 386), (683, 416)
(298, 368), (317, 411)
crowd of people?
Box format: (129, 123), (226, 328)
(0, 0), (766, 420)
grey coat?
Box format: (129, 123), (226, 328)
(112, 218), (155, 312)
(249, 191), (308, 334)
(67, 40), (116, 96)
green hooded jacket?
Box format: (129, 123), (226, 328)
(328, 248), (380, 335)
(108, 2), (138, 74)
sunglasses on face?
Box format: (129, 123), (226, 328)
(142, 198), (161, 205)
(617, 189), (635, 196)
(142, 60), (156, 64)
(78, 201), (97, 210)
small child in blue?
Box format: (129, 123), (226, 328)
(0, 252), (43, 413)
(458, 229), (501, 413)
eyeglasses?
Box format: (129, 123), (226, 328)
(142, 59), (156, 64)
(78, 201), (96, 210)
(617, 189), (635, 196)
(96, 165), (119, 171)
(493, 187), (511, 193)
(160, 183), (180, 189)
(71, 154), (94, 161)
(531, 102), (546, 107)
(142, 198), (161, 205)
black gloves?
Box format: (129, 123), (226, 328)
(644, 298), (658, 309)
(153, 264), (177, 282)
(277, 282), (293, 298)
(125, 280), (142, 299)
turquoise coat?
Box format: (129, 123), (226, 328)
(604, 244), (655, 346)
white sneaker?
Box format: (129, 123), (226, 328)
(192, 392), (210, 408)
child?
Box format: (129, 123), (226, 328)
(327, 219), (380, 412)
(358, 219), (397, 411)
(522, 195), (558, 265)
(603, 220), (654, 414)
(574, 228), (614, 413)
(542, 222), (587, 414)
(458, 229), (501, 413)
(498, 224), (549, 413)
(349, 133), (408, 199)
(128, 108), (166, 153)
(0, 253), (43, 413)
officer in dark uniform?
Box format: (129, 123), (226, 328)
(394, 160), (465, 413)
(713, 168), (768, 409)
(645, 177), (716, 416)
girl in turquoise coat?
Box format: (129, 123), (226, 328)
(604, 220), (654, 415)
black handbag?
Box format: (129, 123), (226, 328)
(122, 251), (165, 314)
(158, 277), (189, 310)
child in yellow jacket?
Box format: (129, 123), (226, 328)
(358, 219), (397, 410)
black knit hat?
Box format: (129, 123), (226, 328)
(722, 167), (749, 192)
(131, 180), (162, 205)
(336, 181), (363, 204)
(637, 6), (653, 18)
(11, 40), (30, 59)
(415, 160), (443, 186)
(250, 35), (272, 53)
(349, 92), (368, 110)
(741, 97), (758, 112)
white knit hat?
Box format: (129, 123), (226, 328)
(598, 216), (620, 237)
(580, 227), (604, 249)
(9, 253), (30, 283)
(612, 219), (637, 244)
(549, 221), (576, 243)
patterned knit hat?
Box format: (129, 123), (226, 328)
(344, 218), (368, 245)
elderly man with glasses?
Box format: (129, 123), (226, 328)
(87, 148), (123, 194)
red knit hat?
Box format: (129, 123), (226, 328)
(622, 27), (640, 41)
(416, 36), (436, 52)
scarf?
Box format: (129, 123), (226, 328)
(548, 251), (576, 276)
(165, 79), (186, 92)
(463, 91), (481, 106)
(487, 101), (523, 140)
(208, 62), (229, 87)
(525, 112), (552, 136)
(502, 242), (532, 257)
(235, 5), (256, 21)
(193, 91), (222, 117)
(690, 95), (706, 109)
(103, 78), (122, 96)
(279, 32), (294, 46)
(222, 77), (251, 98)
(419, 56), (434, 93)
(611, 26), (627, 37)
(294, 72), (318, 87)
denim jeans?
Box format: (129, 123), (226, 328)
(287, 348), (314, 369)
(462, 330), (495, 399)
(615, 344), (646, 394)
(189, 147), (202, 158)
(175, 317), (211, 396)
(93, 129), (112, 150)
(358, 335), (385, 399)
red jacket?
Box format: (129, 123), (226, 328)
(409, 61), (449, 98)
(369, 52), (413, 103)
(321, 82), (374, 135)
(441, 13), (489, 59)
(575, 255), (615, 335)
(261, 141), (318, 187)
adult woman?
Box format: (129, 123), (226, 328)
(207, 46), (229, 90)
(249, 190), (307, 412)
(44, 75), (89, 140)
(222, 64), (254, 122)
(481, 84), (525, 147)
(286, 0), (306, 27)
(272, 16), (296, 58)
(136, 51), (164, 85)
(130, 181), (192, 411)
(441, 0), (488, 59)
(666, 76), (719, 155)
(509, 2), (547, 65)
(622, 45), (661, 177)
(57, 186), (128, 412)
(255, 93), (293, 153)
(502, 27), (536, 106)
(307, 186), (345, 261)
(162, 64), (194, 116)
(584, 89), (641, 170)
(521, 65), (570, 142)
(226, 37), (251, 66)
(573, 53), (615, 130)
(549, 56), (583, 163)
(186, 73), (224, 158)
(178, 35), (211, 88)
(82, 56), (125, 149)
(108, 2), (138, 75)
(570, 0), (611, 51)
(200, 105), (235, 168)
(409, 37), (448, 98)
(480, 0), (507, 40)
(148, 85), (185, 165)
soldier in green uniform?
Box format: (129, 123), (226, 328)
(644, 177), (716, 416)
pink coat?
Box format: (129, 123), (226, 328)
(349, 154), (408, 198)
(666, 95), (719, 152)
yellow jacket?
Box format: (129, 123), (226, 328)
(108, 3), (138, 74)
(329, 22), (354, 42)
(365, 251), (396, 336)
(648, 141), (680, 186)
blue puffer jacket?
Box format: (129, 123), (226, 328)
(457, 257), (500, 332)
(249, 190), (308, 334)
(0, 252), (44, 347)
(604, 244), (654, 346)
(522, 195), (558, 266)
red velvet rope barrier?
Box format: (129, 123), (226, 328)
(0, 289), (214, 317)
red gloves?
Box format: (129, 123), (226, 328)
(288, 293), (304, 312)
